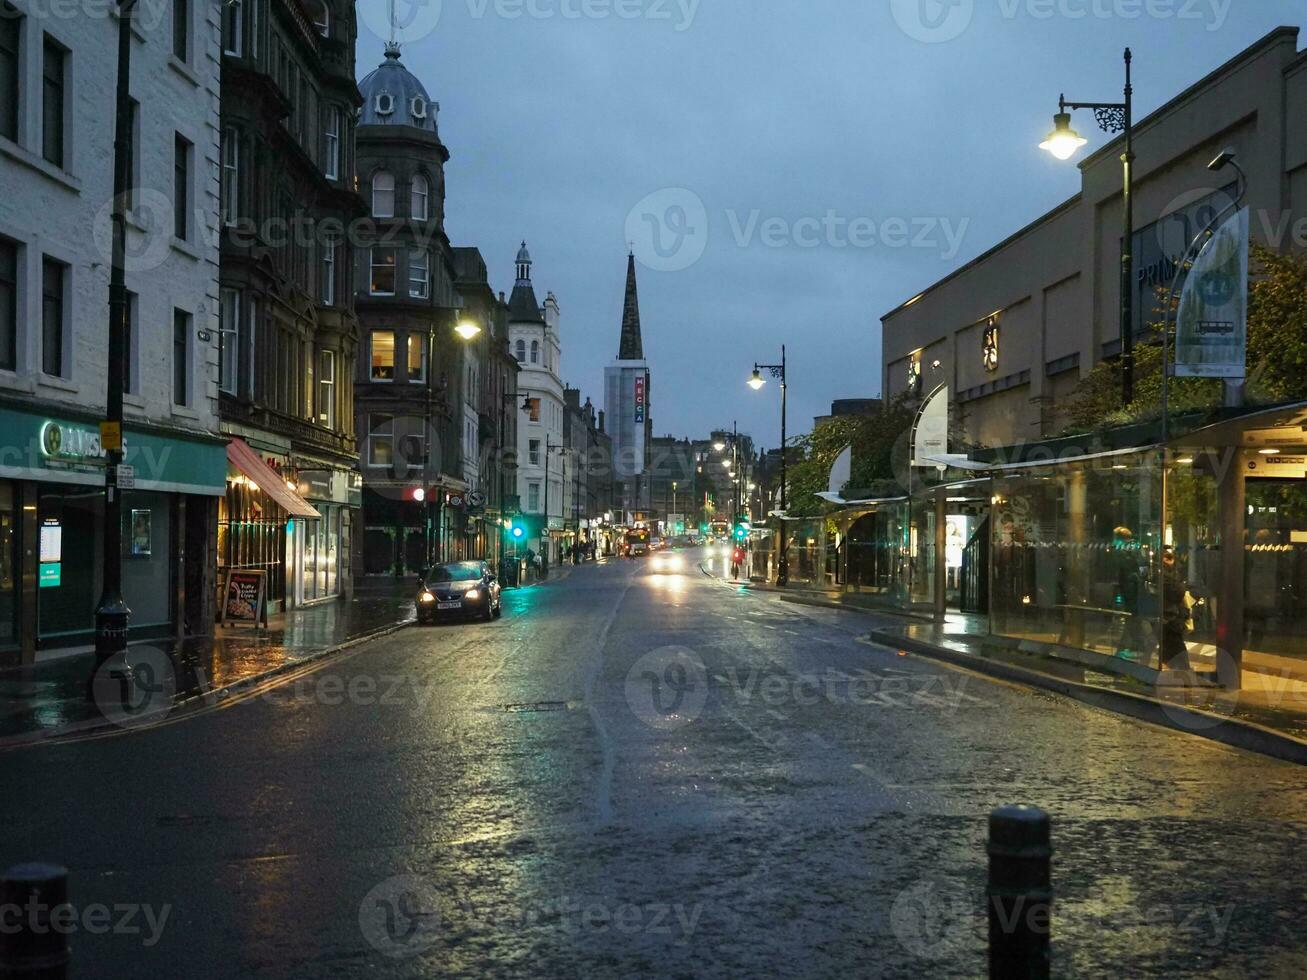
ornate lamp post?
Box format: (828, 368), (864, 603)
(1039, 48), (1136, 405)
(749, 346), (787, 586)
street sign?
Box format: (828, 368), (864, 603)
(39, 563), (60, 588)
(468, 490), (486, 508)
(99, 421), (122, 452)
(116, 464), (135, 489)
(446, 492), (465, 509)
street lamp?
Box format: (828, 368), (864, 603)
(421, 311), (484, 569)
(1039, 48), (1136, 404)
(748, 347), (787, 586)
(92, 0), (140, 690)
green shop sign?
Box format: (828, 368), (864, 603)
(0, 406), (227, 495)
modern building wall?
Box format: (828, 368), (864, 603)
(882, 26), (1307, 448)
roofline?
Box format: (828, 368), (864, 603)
(881, 24), (1302, 325)
(881, 193), (1082, 322)
(1080, 26), (1299, 171)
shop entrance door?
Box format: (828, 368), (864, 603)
(1243, 479), (1307, 668)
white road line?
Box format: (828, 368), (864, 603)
(766, 709), (787, 721)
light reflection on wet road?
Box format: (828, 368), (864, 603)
(2, 549), (1306, 978)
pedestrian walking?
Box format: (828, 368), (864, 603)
(1161, 548), (1194, 672)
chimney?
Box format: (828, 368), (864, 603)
(598, 409), (606, 433)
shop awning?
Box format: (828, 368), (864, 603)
(226, 438), (321, 518)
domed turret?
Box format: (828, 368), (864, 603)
(357, 43), (439, 134)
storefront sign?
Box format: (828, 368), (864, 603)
(117, 464), (135, 489)
(1175, 208), (1248, 378)
(39, 421), (106, 463)
(634, 376), (646, 424)
(220, 569), (268, 626)
(39, 563), (61, 588)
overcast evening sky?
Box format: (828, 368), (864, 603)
(356, 0), (1303, 451)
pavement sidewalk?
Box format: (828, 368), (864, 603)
(0, 581), (418, 747)
(708, 564), (1307, 766)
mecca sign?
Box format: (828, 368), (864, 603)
(634, 375), (646, 424)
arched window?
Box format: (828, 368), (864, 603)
(411, 174), (429, 220)
(311, 0), (329, 36)
(515, 339), (525, 363)
(530, 340), (539, 364)
(372, 171), (394, 218)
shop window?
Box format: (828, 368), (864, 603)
(370, 330), (395, 381)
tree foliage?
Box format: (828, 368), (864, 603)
(1061, 244), (1307, 433)
(785, 398), (916, 517)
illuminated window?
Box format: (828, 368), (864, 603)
(982, 320), (999, 373)
(907, 355), (922, 395)
(370, 330), (395, 381)
(407, 334), (426, 383)
(369, 247), (395, 295)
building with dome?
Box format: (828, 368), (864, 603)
(216, 0), (367, 614)
(353, 44), (518, 575)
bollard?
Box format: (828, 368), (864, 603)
(987, 805), (1052, 980)
(0, 863), (70, 980)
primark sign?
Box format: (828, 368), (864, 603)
(1131, 184), (1237, 341)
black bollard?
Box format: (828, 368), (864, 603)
(0, 863), (70, 980)
(987, 805), (1052, 980)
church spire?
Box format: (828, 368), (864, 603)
(617, 251), (643, 360)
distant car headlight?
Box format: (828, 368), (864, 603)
(420, 591), (436, 603)
(465, 589), (481, 601)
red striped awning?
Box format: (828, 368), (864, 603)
(226, 438), (321, 519)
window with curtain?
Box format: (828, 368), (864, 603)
(370, 331), (395, 381)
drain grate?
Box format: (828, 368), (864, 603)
(503, 701), (570, 713)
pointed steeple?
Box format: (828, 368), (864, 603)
(617, 251), (644, 360)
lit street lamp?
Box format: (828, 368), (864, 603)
(1039, 48), (1136, 405)
(748, 346), (787, 586)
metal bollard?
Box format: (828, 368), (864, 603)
(987, 805), (1052, 980)
(0, 863), (70, 980)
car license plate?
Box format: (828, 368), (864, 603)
(437, 601), (461, 610)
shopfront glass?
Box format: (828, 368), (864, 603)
(1243, 479), (1307, 667)
(0, 484), (17, 649)
(991, 452), (1163, 664)
(909, 495), (937, 612)
(844, 503), (910, 607)
(218, 479), (286, 606)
